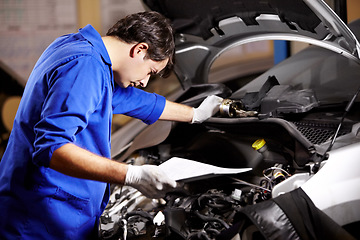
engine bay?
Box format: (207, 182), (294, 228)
(100, 81), (360, 240)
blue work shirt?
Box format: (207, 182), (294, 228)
(0, 25), (166, 239)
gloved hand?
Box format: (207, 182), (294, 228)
(124, 165), (177, 199)
(192, 95), (223, 124)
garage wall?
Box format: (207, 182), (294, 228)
(347, 0), (360, 22)
(77, 0), (146, 35)
(77, 0), (102, 32)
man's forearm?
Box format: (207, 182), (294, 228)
(50, 143), (128, 184)
(159, 100), (194, 122)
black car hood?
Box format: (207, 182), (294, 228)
(144, 0), (323, 40)
(143, 0), (360, 88)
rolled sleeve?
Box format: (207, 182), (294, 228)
(33, 142), (67, 167)
(142, 93), (166, 124)
(112, 87), (166, 125)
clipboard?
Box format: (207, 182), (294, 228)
(159, 157), (252, 182)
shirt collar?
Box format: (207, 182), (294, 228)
(79, 25), (112, 66)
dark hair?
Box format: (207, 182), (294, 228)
(106, 11), (175, 77)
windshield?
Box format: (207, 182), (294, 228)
(233, 44), (360, 106)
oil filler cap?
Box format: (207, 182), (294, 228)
(252, 139), (266, 151)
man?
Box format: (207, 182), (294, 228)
(0, 11), (222, 239)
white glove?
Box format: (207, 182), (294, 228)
(192, 95), (223, 124)
(124, 165), (177, 199)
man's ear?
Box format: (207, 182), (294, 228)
(130, 43), (149, 58)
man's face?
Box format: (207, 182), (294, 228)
(113, 43), (169, 88)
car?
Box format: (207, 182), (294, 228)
(99, 1), (360, 239)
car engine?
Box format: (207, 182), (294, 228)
(99, 81), (360, 240)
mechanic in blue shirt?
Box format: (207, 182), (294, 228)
(0, 11), (222, 239)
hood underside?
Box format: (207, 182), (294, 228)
(143, 0), (360, 87)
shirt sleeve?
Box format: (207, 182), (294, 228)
(112, 86), (166, 125)
(32, 55), (107, 167)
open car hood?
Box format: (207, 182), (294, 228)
(143, 0), (360, 88)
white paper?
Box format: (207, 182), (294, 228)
(159, 157), (252, 182)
